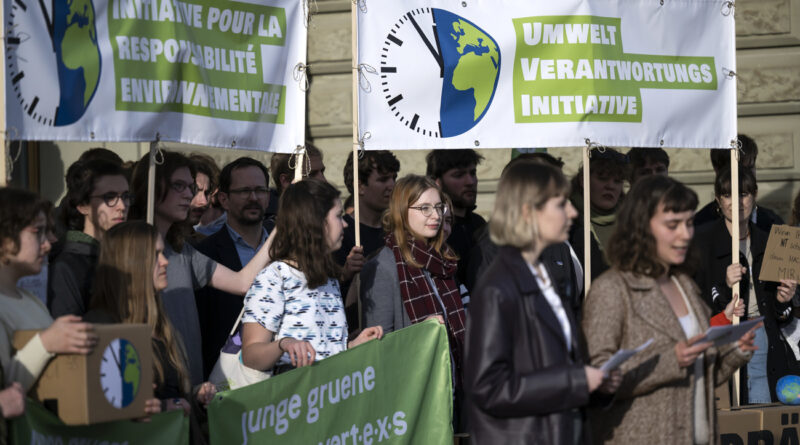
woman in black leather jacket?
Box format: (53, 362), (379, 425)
(465, 162), (620, 445)
(693, 166), (797, 403)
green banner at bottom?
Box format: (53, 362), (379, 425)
(209, 320), (454, 445)
(10, 401), (189, 444)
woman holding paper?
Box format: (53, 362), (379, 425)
(583, 175), (756, 445)
(693, 167), (797, 404)
(465, 162), (620, 445)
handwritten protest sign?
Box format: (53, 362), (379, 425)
(760, 225), (800, 282)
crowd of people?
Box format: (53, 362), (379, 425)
(1, 137), (799, 444)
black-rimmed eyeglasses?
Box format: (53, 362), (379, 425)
(90, 191), (132, 207)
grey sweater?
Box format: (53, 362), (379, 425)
(360, 247), (412, 333)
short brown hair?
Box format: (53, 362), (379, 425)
(0, 188), (52, 260)
(711, 134), (758, 173)
(269, 143), (322, 194)
(489, 163), (569, 249)
(607, 175), (698, 278)
(343, 150), (400, 194)
(570, 147), (628, 193)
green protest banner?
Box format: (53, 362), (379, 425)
(9, 400), (189, 444)
(512, 15), (717, 123)
(107, 0), (289, 124)
(209, 320), (453, 445)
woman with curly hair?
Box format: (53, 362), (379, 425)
(583, 175), (756, 444)
(241, 179), (382, 374)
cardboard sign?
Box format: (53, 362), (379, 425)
(719, 405), (800, 445)
(760, 225), (800, 282)
(13, 324), (153, 425)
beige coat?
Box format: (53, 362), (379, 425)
(582, 270), (750, 445)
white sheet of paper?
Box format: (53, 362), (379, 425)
(696, 316), (764, 347)
(601, 338), (654, 372)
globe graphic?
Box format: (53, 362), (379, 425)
(777, 375), (800, 405)
(120, 339), (141, 407)
(52, 0), (101, 126)
(433, 9), (500, 137)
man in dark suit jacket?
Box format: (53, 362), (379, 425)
(196, 157), (271, 379)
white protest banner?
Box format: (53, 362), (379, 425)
(4, 0), (306, 152)
(357, 0), (737, 150)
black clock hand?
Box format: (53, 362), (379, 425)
(37, 0), (55, 41)
(407, 13), (444, 77)
(110, 346), (122, 372)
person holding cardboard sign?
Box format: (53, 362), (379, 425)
(693, 167), (798, 404)
(0, 187), (98, 393)
(583, 176), (756, 445)
(88, 221), (217, 407)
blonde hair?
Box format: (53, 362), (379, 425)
(490, 162), (569, 249)
(91, 221), (191, 395)
(383, 175), (457, 268)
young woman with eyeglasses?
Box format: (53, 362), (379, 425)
(360, 175), (467, 428)
(130, 151), (274, 386)
(49, 159), (131, 318)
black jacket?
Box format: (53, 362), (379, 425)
(466, 246), (591, 445)
(448, 210), (487, 286)
(467, 226), (580, 317)
(195, 226), (244, 380)
(693, 219), (796, 402)
(568, 222), (609, 282)
(47, 234), (99, 317)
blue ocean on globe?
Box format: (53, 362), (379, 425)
(52, 0), (101, 126)
(119, 339), (141, 408)
(433, 9), (500, 137)
(777, 375), (800, 405)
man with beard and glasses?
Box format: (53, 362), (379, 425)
(195, 157), (271, 378)
(426, 149), (485, 287)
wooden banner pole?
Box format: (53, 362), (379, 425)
(294, 148), (304, 183)
(583, 146), (592, 294)
(0, 0), (7, 188)
(146, 139), (158, 225)
(730, 147), (741, 408)
(351, 1), (361, 247)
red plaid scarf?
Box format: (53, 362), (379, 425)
(386, 233), (466, 373)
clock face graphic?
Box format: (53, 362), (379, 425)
(380, 8), (500, 138)
(5, 0), (101, 127)
(100, 338), (142, 409)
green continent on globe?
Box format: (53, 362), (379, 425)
(123, 343), (141, 397)
(62, 0), (100, 106)
(782, 382), (800, 403)
(449, 20), (500, 121)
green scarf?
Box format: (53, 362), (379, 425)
(570, 192), (619, 253)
